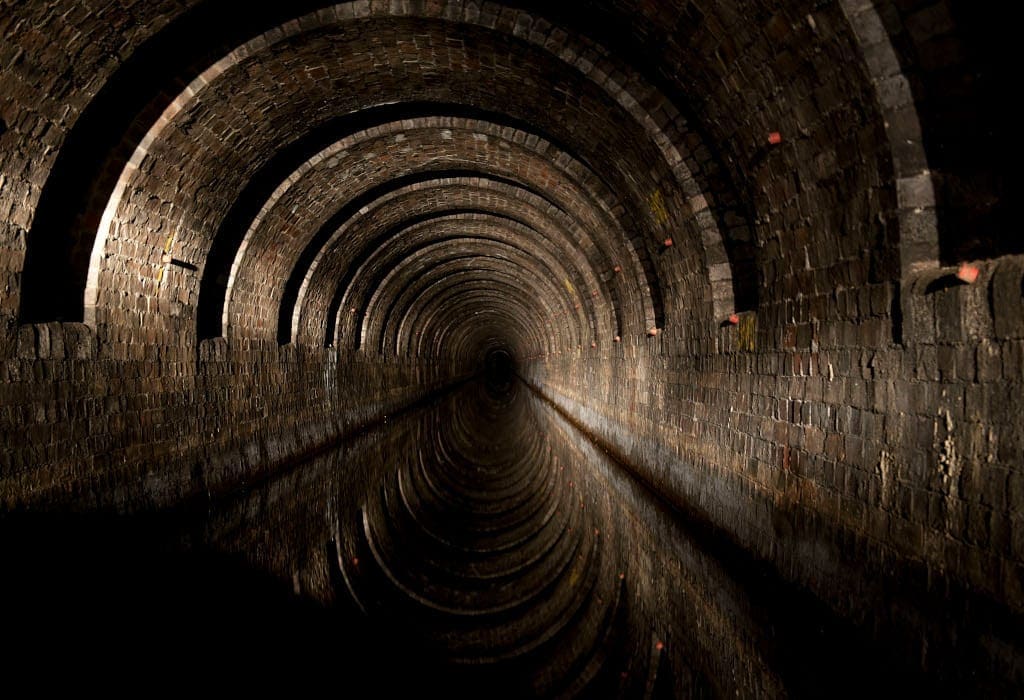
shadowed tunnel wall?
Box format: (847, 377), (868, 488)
(0, 0), (1021, 695)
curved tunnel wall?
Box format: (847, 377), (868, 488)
(0, 0), (1021, 693)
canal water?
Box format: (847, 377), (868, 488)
(1, 379), (925, 696)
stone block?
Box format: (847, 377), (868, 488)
(991, 257), (1024, 340)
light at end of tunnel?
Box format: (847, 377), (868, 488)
(956, 264), (980, 284)
(768, 131), (783, 145)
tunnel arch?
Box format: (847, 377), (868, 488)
(195, 106), (641, 344)
(285, 183), (627, 346)
(14, 0), (983, 358)
(417, 294), (548, 361)
(323, 213), (622, 349)
(331, 227), (615, 349)
(291, 179), (642, 348)
(201, 102), (591, 343)
(253, 117), (655, 347)
(3, 3), (1018, 694)
(839, 0), (937, 279)
(379, 250), (605, 354)
(372, 262), (585, 355)
(17, 0), (769, 345)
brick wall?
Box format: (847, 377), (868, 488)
(1, 323), (470, 511)
(523, 256), (1024, 684)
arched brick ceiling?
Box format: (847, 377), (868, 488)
(337, 227), (608, 347)
(214, 117), (652, 346)
(1, 4), (1018, 692)
(7, 0), (914, 363)
(324, 213), (620, 344)
(374, 255), (587, 352)
(295, 182), (621, 344)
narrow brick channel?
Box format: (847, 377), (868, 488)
(1, 1), (1019, 695)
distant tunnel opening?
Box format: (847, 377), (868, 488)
(482, 348), (517, 398)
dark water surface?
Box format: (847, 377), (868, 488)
(2, 380), (931, 696)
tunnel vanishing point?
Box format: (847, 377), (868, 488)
(0, 0), (1020, 695)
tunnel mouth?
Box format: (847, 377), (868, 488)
(481, 348), (517, 399)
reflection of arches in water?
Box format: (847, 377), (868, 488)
(327, 380), (935, 696)
(0, 374), (971, 694)
(335, 380), (626, 695)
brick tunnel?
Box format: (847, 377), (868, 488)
(0, 1), (1020, 695)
